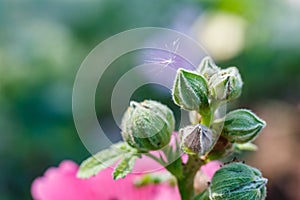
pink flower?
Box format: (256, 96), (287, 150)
(31, 157), (181, 200)
(200, 160), (222, 180)
(32, 158), (221, 200)
(194, 160), (222, 194)
(31, 134), (221, 200)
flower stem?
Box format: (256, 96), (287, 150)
(177, 155), (203, 200)
(200, 110), (212, 127)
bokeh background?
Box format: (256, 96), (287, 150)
(1, 0), (300, 199)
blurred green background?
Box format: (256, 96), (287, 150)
(1, 0), (300, 199)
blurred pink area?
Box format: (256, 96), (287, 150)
(31, 159), (180, 200)
(31, 155), (221, 200)
(200, 160), (222, 180)
(194, 160), (222, 194)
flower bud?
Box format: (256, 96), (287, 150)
(221, 109), (266, 143)
(172, 68), (209, 113)
(121, 100), (175, 151)
(209, 67), (243, 101)
(209, 163), (268, 200)
(180, 124), (213, 155)
(197, 56), (220, 81)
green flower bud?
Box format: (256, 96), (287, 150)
(209, 67), (243, 101)
(209, 163), (268, 200)
(197, 56), (220, 81)
(121, 100), (175, 151)
(180, 124), (213, 155)
(172, 68), (209, 113)
(221, 109), (266, 143)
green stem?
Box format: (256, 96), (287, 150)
(177, 155), (203, 200)
(200, 109), (212, 127)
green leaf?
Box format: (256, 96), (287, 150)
(113, 154), (137, 180)
(77, 142), (137, 179)
(77, 149), (121, 179)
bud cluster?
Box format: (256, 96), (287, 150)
(116, 56), (267, 199)
(172, 57), (261, 156)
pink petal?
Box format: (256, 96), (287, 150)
(31, 160), (180, 200)
(200, 160), (222, 180)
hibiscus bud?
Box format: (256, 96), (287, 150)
(180, 124), (213, 155)
(121, 100), (175, 151)
(172, 68), (209, 114)
(209, 67), (243, 101)
(221, 109), (266, 143)
(209, 163), (268, 200)
(197, 56), (220, 81)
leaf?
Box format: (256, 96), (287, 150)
(77, 150), (120, 179)
(113, 154), (137, 180)
(77, 142), (137, 179)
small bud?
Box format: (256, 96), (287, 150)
(209, 163), (268, 200)
(121, 100), (175, 151)
(180, 124), (213, 155)
(209, 67), (243, 101)
(197, 56), (220, 81)
(221, 109), (266, 143)
(172, 68), (209, 114)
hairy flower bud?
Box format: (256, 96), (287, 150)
(209, 163), (268, 200)
(209, 67), (243, 101)
(172, 68), (209, 113)
(221, 109), (266, 143)
(121, 100), (175, 151)
(180, 124), (213, 155)
(197, 56), (220, 81)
